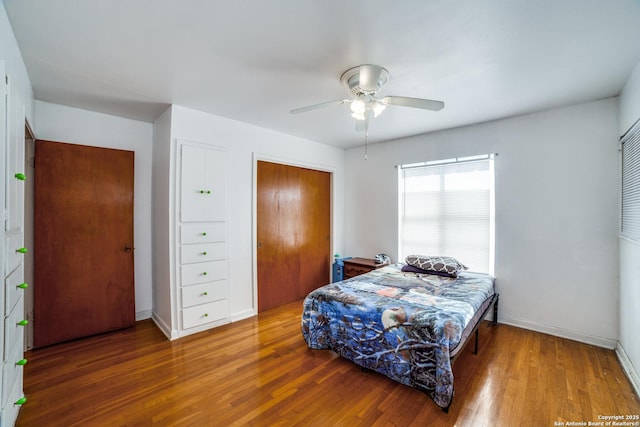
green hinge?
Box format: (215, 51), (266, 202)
(17, 283), (28, 289)
(17, 319), (28, 327)
(16, 247), (28, 254)
(14, 173), (26, 181)
(16, 359), (27, 366)
(15, 397), (27, 405)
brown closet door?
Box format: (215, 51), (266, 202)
(34, 140), (135, 347)
(257, 161), (330, 312)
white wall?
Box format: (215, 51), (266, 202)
(618, 60), (640, 394)
(0, 4), (34, 126)
(619, 61), (640, 135)
(151, 107), (174, 333)
(158, 105), (345, 328)
(34, 101), (154, 320)
(345, 98), (620, 349)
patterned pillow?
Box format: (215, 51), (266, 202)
(404, 255), (467, 277)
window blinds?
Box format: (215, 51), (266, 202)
(398, 155), (494, 274)
(622, 120), (640, 242)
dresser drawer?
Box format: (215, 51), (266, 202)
(180, 260), (227, 286)
(4, 299), (25, 360)
(5, 266), (26, 314)
(181, 280), (227, 308)
(3, 336), (26, 405)
(181, 300), (228, 330)
(5, 231), (24, 275)
(1, 372), (24, 426)
(180, 242), (226, 264)
(180, 222), (226, 244)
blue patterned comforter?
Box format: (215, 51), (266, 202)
(301, 264), (495, 408)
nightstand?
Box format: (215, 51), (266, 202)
(343, 257), (390, 279)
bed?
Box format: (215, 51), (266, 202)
(301, 261), (498, 411)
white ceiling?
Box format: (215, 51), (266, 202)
(4, 0), (640, 148)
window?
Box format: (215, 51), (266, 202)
(398, 155), (495, 274)
(622, 121), (640, 243)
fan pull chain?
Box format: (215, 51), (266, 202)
(364, 129), (368, 160)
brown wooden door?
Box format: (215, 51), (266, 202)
(257, 161), (330, 312)
(34, 140), (135, 347)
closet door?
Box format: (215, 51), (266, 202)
(257, 161), (330, 312)
(34, 140), (135, 347)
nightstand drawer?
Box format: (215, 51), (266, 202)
(344, 264), (372, 278)
(343, 257), (389, 279)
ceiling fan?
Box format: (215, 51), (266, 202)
(290, 64), (445, 128)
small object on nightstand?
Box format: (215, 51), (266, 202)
(374, 253), (391, 264)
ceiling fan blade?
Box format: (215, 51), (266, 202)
(359, 64), (385, 92)
(382, 96), (445, 111)
(289, 99), (349, 114)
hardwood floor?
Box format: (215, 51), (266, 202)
(16, 301), (639, 426)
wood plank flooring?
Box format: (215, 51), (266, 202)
(16, 300), (640, 426)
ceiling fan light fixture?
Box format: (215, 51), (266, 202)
(372, 100), (386, 117)
(350, 99), (366, 114)
(289, 64), (444, 128)
(350, 99), (367, 120)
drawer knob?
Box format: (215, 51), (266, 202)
(202, 272), (208, 276)
(202, 251), (207, 255)
(206, 190), (212, 194)
(15, 173), (26, 181)
(17, 319), (28, 326)
(17, 283), (29, 289)
(16, 359), (27, 366)
(15, 397), (27, 406)
(203, 292), (208, 296)
(16, 247), (28, 254)
(204, 313), (209, 317)
(201, 232), (207, 236)
(200, 190), (205, 194)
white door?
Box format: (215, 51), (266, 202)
(180, 144), (227, 222)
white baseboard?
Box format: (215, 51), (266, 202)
(135, 309), (152, 321)
(616, 343), (640, 398)
(151, 312), (178, 340)
(499, 315), (617, 350)
(230, 309), (256, 323)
